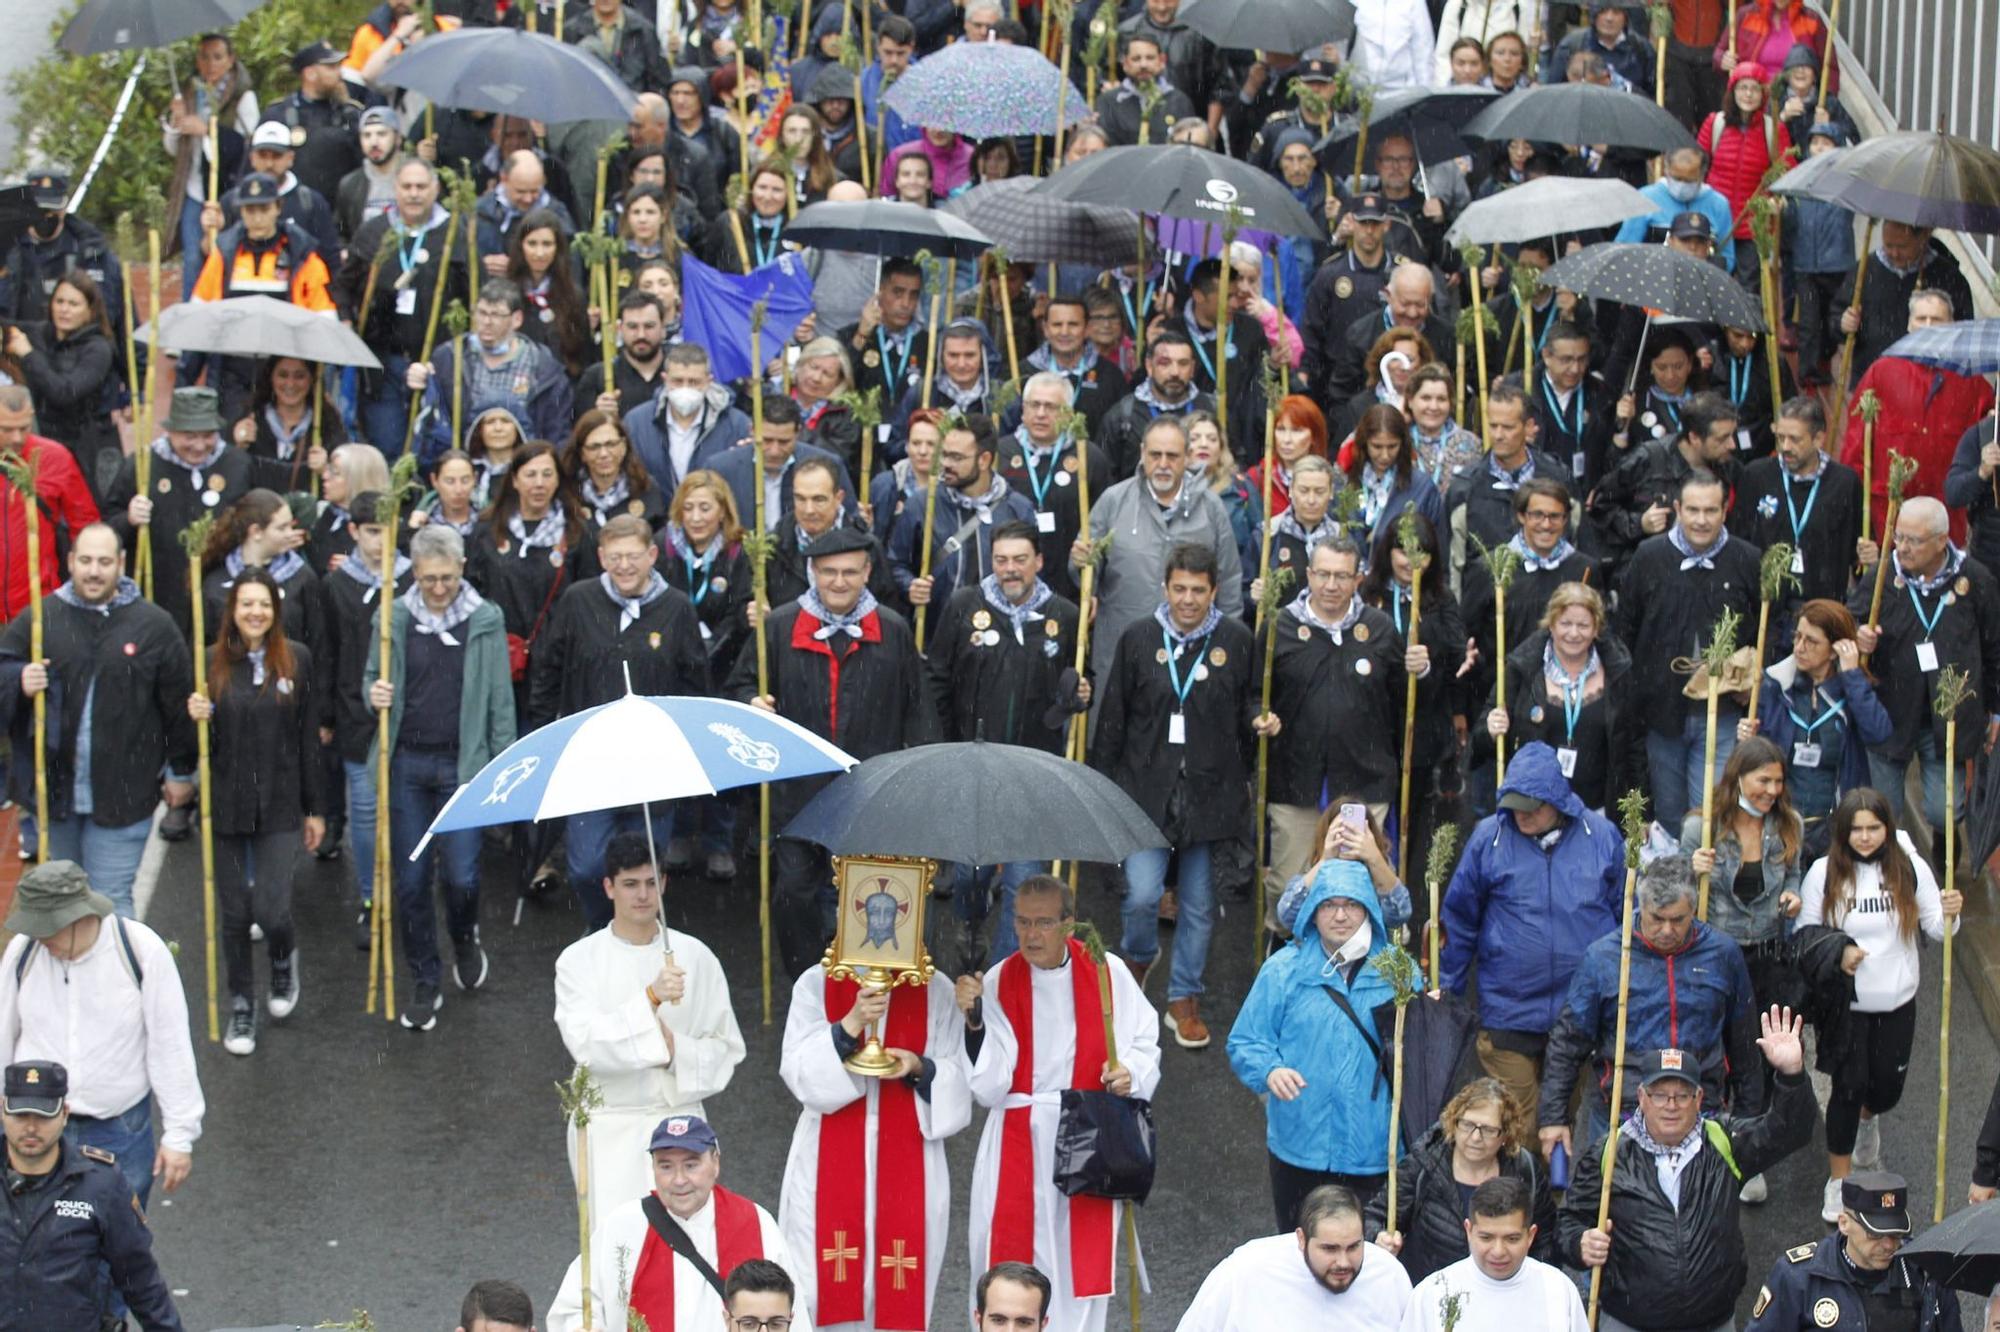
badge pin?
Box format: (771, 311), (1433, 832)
(1530, 704), (1545, 723)
(862, 349), (881, 368)
(972, 609), (992, 630)
(412, 248), (429, 265)
(156, 478), (171, 494)
(539, 307), (556, 323)
(1812, 1298), (1839, 1328)
(1297, 624), (1311, 640)
(1356, 657), (1372, 675)
(1045, 619), (1060, 637)
(1009, 455), (1025, 469)
(711, 576), (728, 592)
(1055, 471), (1072, 487)
(1063, 456), (1079, 473)
(1958, 576), (1972, 596)
(649, 631), (662, 649)
(208, 474), (228, 491)
(627, 499), (646, 516)
(290, 125), (308, 146)
(1194, 664), (1208, 681)
(1156, 647), (1170, 664)
(201, 489), (220, 507)
(982, 629), (1000, 646)
(1334, 275), (1354, 299)
(1278, 546), (1291, 561)
(1209, 647), (1227, 667)
(550, 550), (564, 568)
(1353, 623), (1370, 642)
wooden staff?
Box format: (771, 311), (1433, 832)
(137, 225), (162, 599)
(1252, 562), (1294, 963)
(1934, 663), (1970, 1222)
(367, 454), (419, 1020)
(113, 212), (142, 496)
(1477, 536), (1522, 786)
(1588, 790), (1651, 1330)
(1424, 825), (1461, 1001)
(1062, 411), (1099, 895)
(557, 1066), (605, 1330)
(1072, 922), (1143, 1329)
(1468, 245), (1494, 447)
(994, 246), (1022, 388)
(1748, 192), (1785, 411)
(1862, 451), (1918, 663)
(399, 205), (462, 459)
(0, 454), (49, 864)
(1832, 218), (1877, 430)
(1254, 371), (1279, 629)
(912, 280), (946, 652)
(1350, 97), (1373, 195)
(353, 225), (400, 343)
(1374, 944), (1420, 1236)
(1693, 606), (1743, 921)
(840, 386), (886, 504)
(204, 105), (221, 257)
(1856, 389), (1880, 544)
(1649, 1), (1669, 109)
(443, 300), (470, 457)
(1747, 544), (1798, 723)
(1818, 0), (1841, 107)
(1051, 22), (1074, 169)
(746, 304), (778, 1024)
(178, 514), (221, 1042)
(853, 69), (873, 194)
(1394, 506), (1427, 876)
(1215, 208), (1242, 458)
(1726, 0), (1738, 59)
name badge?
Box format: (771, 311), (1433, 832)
(1792, 742), (1822, 769)
(1571, 451), (1586, 479)
(1556, 746), (1578, 779)
(1168, 712), (1186, 746)
(877, 424), (893, 444)
(1916, 641), (1940, 672)
(1036, 511), (1057, 534)
(1736, 428), (1754, 452)
(1790, 550), (1805, 575)
(395, 287), (418, 316)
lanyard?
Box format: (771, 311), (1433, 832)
(1786, 688), (1846, 737)
(1390, 584), (1408, 634)
(1650, 392), (1683, 432)
(1023, 442), (1063, 508)
(876, 327), (912, 389)
(1162, 629), (1212, 710)
(397, 224), (430, 273)
(680, 542), (717, 605)
(1186, 310), (1218, 383)
(1907, 581), (1946, 641)
(751, 219), (781, 267)
(1118, 279), (1153, 336)
(1727, 355), (1752, 408)
(1548, 656), (1590, 743)
(1541, 380), (1582, 440)
(1782, 466), (1823, 551)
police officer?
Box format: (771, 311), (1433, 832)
(0, 172), (128, 351)
(261, 42), (363, 206)
(1745, 1172), (1963, 1332)
(0, 1060), (185, 1332)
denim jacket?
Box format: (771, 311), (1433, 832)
(1679, 809), (1803, 946)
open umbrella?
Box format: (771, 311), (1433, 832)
(1900, 1200), (2000, 1293)
(376, 27), (639, 123)
(785, 199), (994, 262)
(882, 40), (1089, 139)
(59, 0), (269, 55)
(1461, 82), (1697, 155)
(1539, 241), (1766, 330)
(1768, 128), (2000, 234)
(1034, 143), (1323, 239)
(1314, 85), (1501, 175)
(1444, 175), (1656, 246)
(135, 295), (383, 367)
(1882, 320), (2000, 377)
(1371, 992), (1479, 1145)
(781, 741), (1166, 864)
(940, 177), (1141, 267)
(1175, 0), (1354, 53)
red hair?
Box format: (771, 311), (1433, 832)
(1274, 395), (1328, 458)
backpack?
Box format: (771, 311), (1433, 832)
(12, 916), (145, 989)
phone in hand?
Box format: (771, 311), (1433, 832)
(1339, 803), (1367, 830)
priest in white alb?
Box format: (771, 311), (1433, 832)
(1400, 1176), (1587, 1332)
(778, 956), (971, 1332)
(965, 874), (1161, 1332)
(554, 833), (746, 1233)
(546, 1114), (812, 1332)
(1177, 1184), (1411, 1331)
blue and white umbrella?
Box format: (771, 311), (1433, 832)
(1883, 319), (2000, 377)
(413, 694), (855, 857)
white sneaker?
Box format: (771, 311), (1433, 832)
(1739, 1173), (1768, 1204)
(1853, 1116), (1882, 1169)
(267, 954), (300, 1020)
(223, 999), (257, 1056)
(1821, 1175), (1844, 1224)
(249, 922), (264, 942)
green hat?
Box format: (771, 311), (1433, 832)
(3, 860), (113, 938)
(163, 386), (223, 434)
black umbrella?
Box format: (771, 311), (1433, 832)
(376, 27), (639, 123)
(1175, 0), (1354, 54)
(941, 177), (1141, 268)
(1315, 85), (1501, 177)
(1461, 82), (1697, 156)
(1900, 1200), (2000, 1293)
(1967, 754), (2000, 885)
(1372, 992), (1479, 1147)
(1539, 241), (1766, 331)
(781, 742), (1166, 864)
(1766, 128), (2000, 235)
(59, 0), (269, 56)
(784, 199), (994, 263)
(1033, 143), (1324, 240)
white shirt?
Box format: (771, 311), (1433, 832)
(1798, 829), (1957, 1012)
(1179, 1235), (1411, 1331)
(1349, 0), (1439, 93)
(1403, 1255), (1590, 1332)
(666, 411), (702, 482)
(0, 920), (205, 1152)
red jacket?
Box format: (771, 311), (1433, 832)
(1839, 356), (1995, 543)
(1696, 109), (1793, 239)
(0, 436), (100, 622)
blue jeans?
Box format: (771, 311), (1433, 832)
(949, 860), (1048, 966)
(678, 793), (736, 856)
(359, 353), (414, 459)
(1120, 842), (1215, 1002)
(44, 814), (154, 917)
(343, 758), (381, 906)
(1868, 729), (1955, 836)
(176, 196), (207, 298)
(567, 804), (676, 931)
(389, 749), (483, 991)
(66, 1099), (154, 1320)
(1644, 713), (1739, 829)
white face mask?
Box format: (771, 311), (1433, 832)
(666, 385), (706, 417)
(1664, 178), (1702, 204)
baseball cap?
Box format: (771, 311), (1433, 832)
(25, 171), (69, 210)
(238, 172), (282, 204)
(1348, 192), (1390, 223)
(648, 1113), (720, 1154)
(1807, 121), (1849, 146)
(1841, 1171), (1912, 1235)
(1668, 211), (1714, 240)
(3, 1061), (67, 1116)
(290, 40), (343, 73)
(1637, 1047), (1699, 1088)
(250, 121), (295, 151)
(1297, 57), (1337, 83)
(1498, 791), (1546, 813)
(359, 106), (401, 133)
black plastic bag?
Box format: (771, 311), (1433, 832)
(1053, 1089), (1156, 1203)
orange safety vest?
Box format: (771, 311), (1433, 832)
(194, 233), (336, 312)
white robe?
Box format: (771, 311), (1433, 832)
(1177, 1236), (1411, 1331)
(546, 1189), (813, 1332)
(1401, 1255), (1590, 1332)
(966, 953), (1161, 1332)
(554, 924), (747, 1234)
(777, 969), (972, 1332)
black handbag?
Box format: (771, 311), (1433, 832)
(1053, 1089), (1157, 1203)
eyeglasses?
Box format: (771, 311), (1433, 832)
(1307, 569), (1359, 583)
(1523, 509), (1567, 524)
(582, 438), (624, 453)
(732, 1319), (794, 1331)
(600, 551), (651, 568)
(1457, 1122), (1503, 1140)
(1013, 915), (1068, 933)
(416, 573), (460, 588)
(1642, 1086), (1696, 1107)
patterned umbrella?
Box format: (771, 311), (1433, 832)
(1538, 241), (1767, 330)
(940, 177), (1140, 266)
(1882, 319), (2000, 377)
(1461, 82), (1697, 155)
(1767, 129), (2000, 234)
(1314, 85), (1501, 174)
(1176, 0), (1354, 54)
(882, 40), (1089, 139)
(1444, 176), (1656, 246)
(1034, 143), (1324, 240)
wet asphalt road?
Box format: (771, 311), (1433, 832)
(133, 826), (2000, 1331)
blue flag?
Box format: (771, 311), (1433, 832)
(679, 250), (816, 383)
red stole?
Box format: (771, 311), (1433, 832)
(814, 977), (931, 1329)
(988, 937), (1114, 1298)
(628, 1184), (763, 1331)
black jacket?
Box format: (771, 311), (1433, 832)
(1301, 251), (1398, 399)
(1262, 603), (1407, 805)
(1845, 550), (2000, 763)
(238, 405), (348, 495)
(925, 583), (1085, 753)
(1094, 612), (1259, 845)
(1362, 1126), (1561, 1284)
(1364, 580), (1466, 770)
(104, 445), (259, 641)
(200, 558), (325, 658)
(1509, 372), (1619, 493)
(1445, 448), (1575, 569)
(205, 646), (326, 836)
(1457, 548), (1603, 730)
(1096, 389), (1215, 482)
(0, 1139), (184, 1332)
(262, 91), (362, 205)
(1729, 454), (1863, 615)
(0, 591), (196, 827)
(525, 576), (708, 730)
(993, 439), (1114, 607)
(321, 561), (411, 763)
(1945, 418), (2000, 576)
(762, 524), (900, 617)
(464, 520), (584, 651)
(331, 211), (470, 363)
(1613, 532), (1763, 739)
(1745, 1236), (1964, 1332)
(1835, 240), (1975, 384)
(1472, 628), (1644, 813)
(1558, 1071), (1817, 1331)
(1589, 436), (1730, 573)
(658, 535), (752, 691)
(19, 323), (119, 497)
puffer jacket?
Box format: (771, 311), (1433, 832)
(1697, 106), (1793, 241)
(1678, 807), (1804, 947)
(1440, 742), (1627, 1035)
(1228, 859), (1395, 1175)
(1362, 1124), (1560, 1283)
(1558, 1071), (1816, 1330)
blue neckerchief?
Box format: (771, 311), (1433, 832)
(980, 573), (1053, 640)
(1667, 522), (1728, 570)
(800, 584), (879, 639)
(53, 578), (141, 613)
(1543, 640), (1600, 743)
(1508, 533), (1575, 572)
(600, 569), (668, 630)
(1288, 590), (1363, 641)
(338, 550), (411, 598)
(225, 545), (306, 584)
(1152, 601), (1221, 709)
(1486, 451), (1534, 490)
(1132, 378), (1197, 415)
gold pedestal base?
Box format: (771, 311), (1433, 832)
(843, 1035), (903, 1078)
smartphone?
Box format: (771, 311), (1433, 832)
(1338, 803), (1367, 830)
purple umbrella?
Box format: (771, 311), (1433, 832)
(883, 40), (1090, 139)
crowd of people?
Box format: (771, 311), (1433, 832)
(3, 0), (2000, 1326)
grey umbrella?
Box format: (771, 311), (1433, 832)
(1538, 241), (1766, 330)
(1444, 175), (1656, 246)
(375, 27), (639, 123)
(136, 296), (383, 368)
(1766, 128), (2000, 234)
(1176, 0), (1355, 54)
(59, 0), (269, 55)
(941, 177), (1142, 267)
(1461, 81), (1697, 155)
(780, 741), (1166, 864)
(785, 199), (994, 263)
